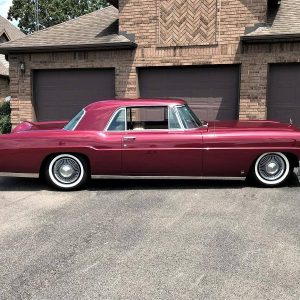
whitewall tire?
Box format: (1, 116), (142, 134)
(46, 154), (88, 190)
(253, 152), (291, 187)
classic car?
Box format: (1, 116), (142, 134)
(0, 99), (299, 190)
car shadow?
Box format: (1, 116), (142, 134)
(87, 178), (248, 191)
(0, 173), (299, 192)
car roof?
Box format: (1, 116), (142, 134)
(84, 98), (186, 111)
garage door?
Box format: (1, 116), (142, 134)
(138, 65), (240, 120)
(268, 64), (300, 127)
(33, 69), (115, 121)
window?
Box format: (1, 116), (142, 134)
(107, 108), (126, 131)
(106, 106), (182, 131)
(176, 105), (202, 129)
(127, 106), (169, 130)
(0, 33), (9, 44)
(64, 109), (85, 131)
(169, 107), (181, 129)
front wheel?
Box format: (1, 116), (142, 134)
(253, 152), (291, 187)
(45, 154), (88, 190)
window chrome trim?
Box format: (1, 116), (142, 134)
(104, 107), (126, 132)
(72, 109), (86, 131)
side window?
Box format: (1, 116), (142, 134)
(177, 105), (202, 129)
(169, 107), (181, 129)
(127, 107), (169, 131)
(107, 109), (126, 131)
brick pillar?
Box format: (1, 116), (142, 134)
(9, 54), (34, 126)
(115, 50), (138, 99)
(239, 61), (268, 120)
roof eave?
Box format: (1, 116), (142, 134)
(241, 33), (300, 43)
(0, 41), (137, 55)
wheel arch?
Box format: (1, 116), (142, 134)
(283, 152), (299, 169)
(247, 151), (298, 181)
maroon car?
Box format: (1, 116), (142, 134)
(0, 99), (299, 190)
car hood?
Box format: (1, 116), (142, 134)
(208, 120), (298, 132)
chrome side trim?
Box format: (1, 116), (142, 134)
(0, 172), (39, 178)
(91, 175), (246, 181)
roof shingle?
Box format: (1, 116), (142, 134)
(0, 16), (25, 76)
(243, 0), (300, 42)
(0, 6), (135, 54)
(0, 15), (25, 41)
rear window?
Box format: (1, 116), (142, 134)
(107, 108), (126, 131)
(64, 109), (85, 131)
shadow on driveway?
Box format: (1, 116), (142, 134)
(0, 173), (299, 192)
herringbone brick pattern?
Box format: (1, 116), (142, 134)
(158, 0), (218, 46)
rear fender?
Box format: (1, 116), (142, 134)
(13, 121), (68, 133)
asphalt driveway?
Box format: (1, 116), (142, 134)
(0, 176), (299, 300)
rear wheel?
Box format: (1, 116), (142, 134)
(253, 152), (291, 187)
(45, 154), (88, 190)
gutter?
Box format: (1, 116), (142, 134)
(241, 33), (300, 43)
(0, 41), (137, 55)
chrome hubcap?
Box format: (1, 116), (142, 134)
(258, 154), (285, 181)
(53, 158), (81, 184)
(59, 165), (74, 178)
(265, 162), (279, 175)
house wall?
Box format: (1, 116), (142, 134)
(8, 50), (136, 125)
(8, 0), (300, 125)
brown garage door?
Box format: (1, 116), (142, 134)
(268, 64), (300, 127)
(138, 65), (240, 120)
(33, 68), (115, 121)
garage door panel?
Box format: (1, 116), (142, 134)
(34, 69), (115, 121)
(268, 108), (300, 124)
(270, 87), (295, 106)
(268, 64), (300, 126)
(139, 66), (239, 121)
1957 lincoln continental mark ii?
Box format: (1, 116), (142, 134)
(0, 99), (299, 190)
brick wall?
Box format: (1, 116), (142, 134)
(8, 0), (300, 125)
(240, 42), (300, 120)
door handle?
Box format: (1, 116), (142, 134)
(124, 136), (136, 141)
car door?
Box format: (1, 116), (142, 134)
(94, 108), (125, 175)
(122, 106), (204, 176)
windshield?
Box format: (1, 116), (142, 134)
(64, 109), (85, 131)
(176, 105), (202, 129)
